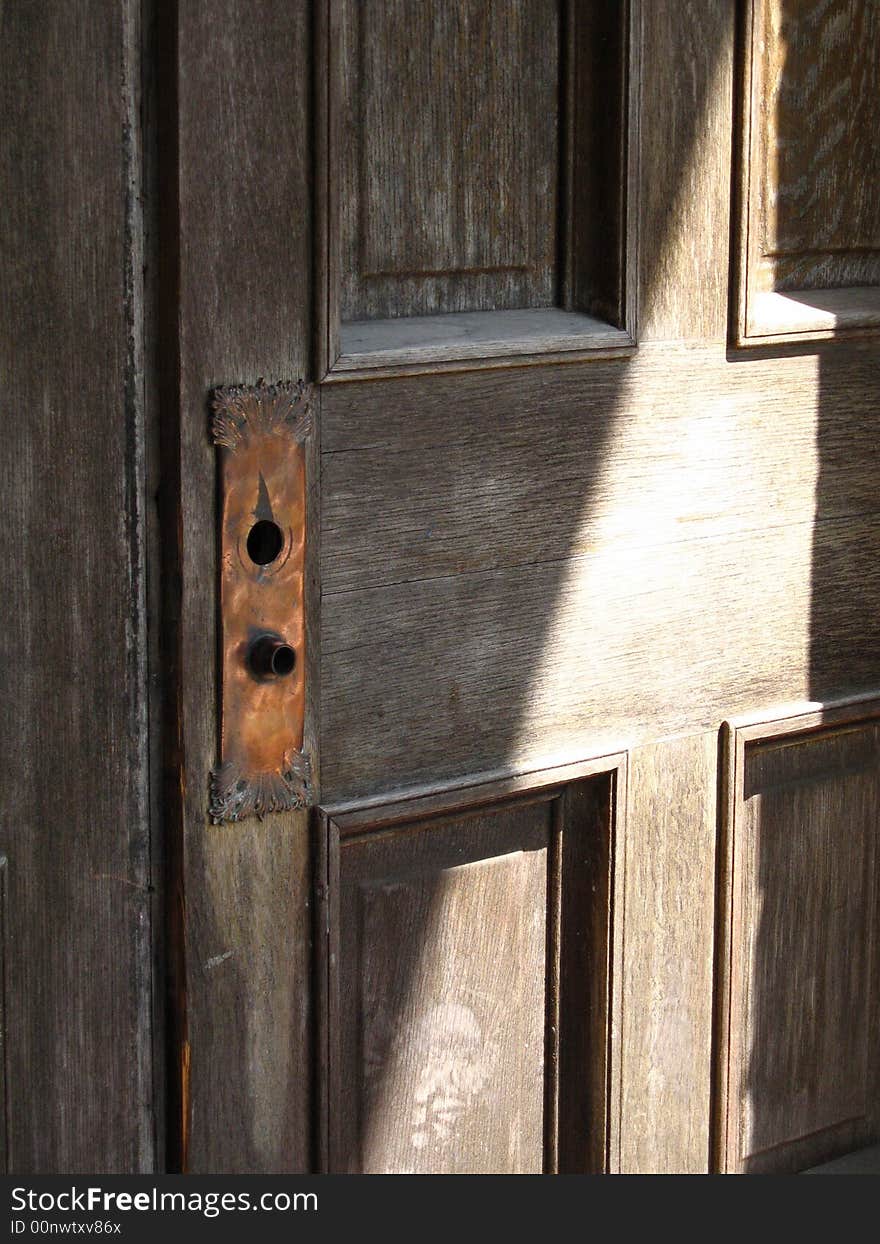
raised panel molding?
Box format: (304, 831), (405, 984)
(733, 0), (880, 345)
(317, 0), (641, 376)
(316, 755), (625, 1173)
(342, 0), (559, 319)
(716, 702), (880, 1172)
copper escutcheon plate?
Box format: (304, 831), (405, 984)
(209, 379), (312, 822)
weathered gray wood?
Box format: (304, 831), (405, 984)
(333, 805), (549, 1173)
(563, 0), (636, 329)
(322, 751), (627, 821)
(320, 0), (639, 374)
(323, 762), (619, 1173)
(322, 340), (880, 591)
(318, 335), (880, 802)
(556, 775), (617, 1174)
(320, 507), (880, 801)
(735, 0), (880, 343)
(755, 0), (879, 289)
(0, 0), (154, 1171)
(170, 0), (314, 1173)
(168, 0), (880, 1176)
(336, 308), (632, 371)
(805, 1143), (880, 1174)
(9, 0), (880, 1179)
(718, 711), (880, 1173)
(638, 0), (735, 341)
(337, 0), (560, 323)
(0, 856), (6, 1170)
(617, 733), (717, 1173)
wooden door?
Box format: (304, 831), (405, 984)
(165, 0), (880, 1174)
(0, 1), (156, 1172)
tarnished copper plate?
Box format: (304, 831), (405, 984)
(209, 380), (312, 823)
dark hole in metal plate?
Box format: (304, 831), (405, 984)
(249, 633), (297, 680)
(247, 518), (284, 565)
(209, 379), (313, 824)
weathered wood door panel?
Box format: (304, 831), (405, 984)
(321, 763), (619, 1173)
(718, 707), (880, 1173)
(12, 0), (880, 1177)
(735, 0), (880, 343)
(161, 0), (880, 1173)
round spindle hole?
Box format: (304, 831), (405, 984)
(248, 634), (296, 680)
(270, 644), (296, 677)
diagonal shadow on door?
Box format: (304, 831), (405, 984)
(319, 4), (736, 1173)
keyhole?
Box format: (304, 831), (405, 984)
(247, 519), (283, 566)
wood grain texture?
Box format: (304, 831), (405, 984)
(736, 0), (880, 342)
(321, 511), (880, 799)
(322, 765), (619, 1174)
(758, 0), (880, 284)
(638, 0), (734, 341)
(318, 338), (880, 801)
(335, 308), (632, 371)
(321, 1), (639, 374)
(616, 734), (717, 1173)
(9, 0), (879, 1178)
(718, 711), (880, 1173)
(169, 0), (315, 1172)
(334, 806), (549, 1174)
(0, 0), (154, 1171)
(337, 0), (559, 322)
(321, 341), (879, 589)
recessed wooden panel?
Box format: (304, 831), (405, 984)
(735, 0), (880, 343)
(759, 0), (879, 282)
(340, 808), (547, 1175)
(339, 0), (559, 322)
(321, 764), (619, 1173)
(319, 0), (639, 374)
(718, 710), (880, 1173)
